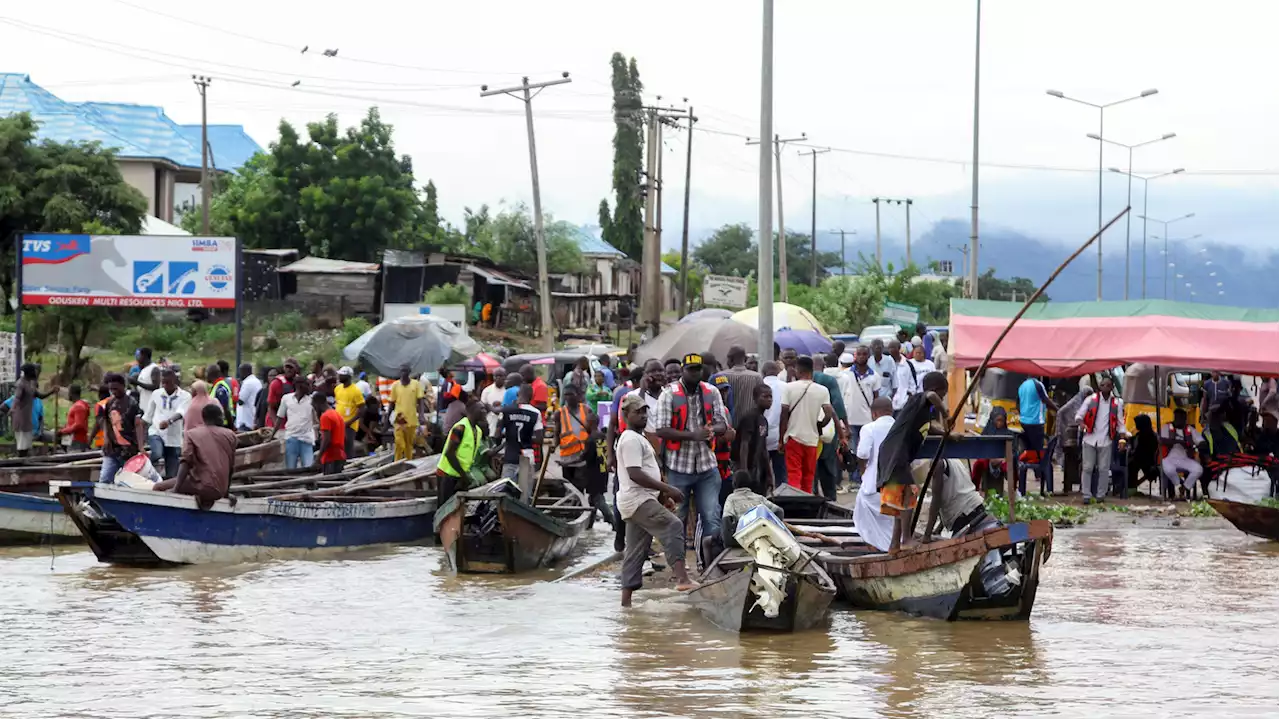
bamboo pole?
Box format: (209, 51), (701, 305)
(910, 206), (1131, 535)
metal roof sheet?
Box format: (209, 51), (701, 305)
(0, 73), (260, 170)
(278, 256), (380, 274)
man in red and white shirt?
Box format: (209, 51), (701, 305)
(1074, 377), (1125, 503)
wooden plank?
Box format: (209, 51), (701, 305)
(1006, 436), (1017, 523)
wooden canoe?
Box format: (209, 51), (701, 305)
(684, 548), (836, 632)
(433, 477), (591, 575)
(815, 520), (1054, 621)
(1207, 499), (1279, 541)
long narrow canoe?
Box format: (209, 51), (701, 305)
(1207, 499), (1279, 541)
(685, 548), (836, 632)
(434, 477), (591, 575)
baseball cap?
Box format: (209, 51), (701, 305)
(711, 372), (731, 388)
(338, 366), (353, 376)
(620, 393), (648, 412)
(839, 352), (854, 366)
(682, 353), (704, 368)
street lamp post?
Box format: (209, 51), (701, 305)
(1090, 133), (1175, 299)
(1137, 214), (1195, 300)
(1047, 87), (1158, 300)
(1110, 167), (1184, 299)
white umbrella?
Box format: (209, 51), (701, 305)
(343, 316), (481, 377)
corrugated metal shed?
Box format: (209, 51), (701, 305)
(0, 73), (260, 171)
(279, 256), (380, 274)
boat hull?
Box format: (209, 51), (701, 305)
(819, 520), (1052, 621)
(685, 562), (836, 632)
(1207, 499), (1279, 541)
(0, 490), (81, 544)
(434, 483), (589, 575)
(62, 484), (436, 565)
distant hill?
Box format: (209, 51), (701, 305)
(665, 218), (1279, 307)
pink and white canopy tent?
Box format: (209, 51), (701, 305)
(949, 299), (1280, 378)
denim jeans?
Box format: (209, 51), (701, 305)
(667, 467), (722, 540)
(285, 438), (315, 469)
(848, 425), (863, 485)
(100, 454), (125, 485)
(148, 435), (181, 479)
(769, 449), (788, 488)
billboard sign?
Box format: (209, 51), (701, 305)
(20, 234), (238, 309)
(702, 274), (749, 309)
(882, 300), (920, 326)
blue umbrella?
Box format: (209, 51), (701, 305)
(774, 328), (832, 356)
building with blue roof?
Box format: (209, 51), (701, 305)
(0, 73), (261, 225)
(555, 224), (680, 327)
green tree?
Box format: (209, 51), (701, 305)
(694, 223), (758, 277)
(778, 231), (842, 286)
(454, 203), (584, 274)
(201, 108), (419, 262)
(662, 250), (706, 313)
(598, 53), (645, 260)
(0, 114), (150, 380)
(975, 268), (1046, 302)
(179, 151), (271, 236)
(423, 283), (470, 304)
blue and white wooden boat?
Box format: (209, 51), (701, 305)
(0, 484), (89, 543)
(59, 484), (437, 565)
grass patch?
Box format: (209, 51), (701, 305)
(1258, 497), (1279, 509)
(1183, 500), (1218, 518)
(983, 490), (1091, 527)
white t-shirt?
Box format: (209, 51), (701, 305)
(616, 428), (662, 519)
(781, 379), (832, 447)
(625, 388), (661, 433)
(855, 415), (896, 492)
(237, 374), (263, 429)
(764, 375), (784, 451)
(144, 387), (191, 448)
(1161, 424), (1203, 461)
(1076, 394), (1124, 447)
(356, 379), (373, 398)
(839, 367), (882, 427)
(137, 363), (159, 414)
(480, 382), (506, 436)
(277, 393), (317, 442)
(894, 358), (936, 409)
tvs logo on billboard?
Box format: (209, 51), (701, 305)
(191, 238), (226, 252)
(205, 265), (231, 292)
(22, 235), (90, 265)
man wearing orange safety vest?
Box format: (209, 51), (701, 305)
(1074, 377), (1125, 503)
(556, 384), (615, 530)
(652, 353), (728, 540)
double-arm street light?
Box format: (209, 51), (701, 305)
(1143, 218), (1197, 299)
(1110, 167), (1184, 299)
(1047, 87), (1158, 300)
(1090, 132), (1176, 299)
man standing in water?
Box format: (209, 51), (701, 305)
(617, 393), (695, 606)
(653, 354), (728, 542)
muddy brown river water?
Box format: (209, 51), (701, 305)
(1, 526), (1275, 718)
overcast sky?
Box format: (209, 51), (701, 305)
(3, 0), (1277, 257)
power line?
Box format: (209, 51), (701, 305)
(102, 0), (540, 77)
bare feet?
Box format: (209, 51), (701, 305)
(675, 581), (700, 592)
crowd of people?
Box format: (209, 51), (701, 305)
(998, 370), (1278, 503)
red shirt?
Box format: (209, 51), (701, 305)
(532, 377), (549, 407)
(265, 376), (290, 428)
(61, 399), (91, 444)
(319, 409), (347, 464)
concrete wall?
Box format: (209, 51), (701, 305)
(118, 160), (157, 217)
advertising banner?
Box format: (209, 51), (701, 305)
(20, 234), (238, 309)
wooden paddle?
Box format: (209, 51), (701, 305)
(908, 205), (1131, 536)
(784, 521), (841, 546)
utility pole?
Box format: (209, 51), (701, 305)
(872, 197), (911, 268)
(193, 75), (211, 234)
(905, 198), (913, 267)
(832, 229), (856, 275)
(969, 0), (982, 298)
(678, 104), (695, 315)
(748, 133), (805, 300)
(481, 73), (572, 352)
(757, 0), (775, 362)
(800, 148), (829, 286)
(642, 107), (661, 339)
(873, 198), (882, 269)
